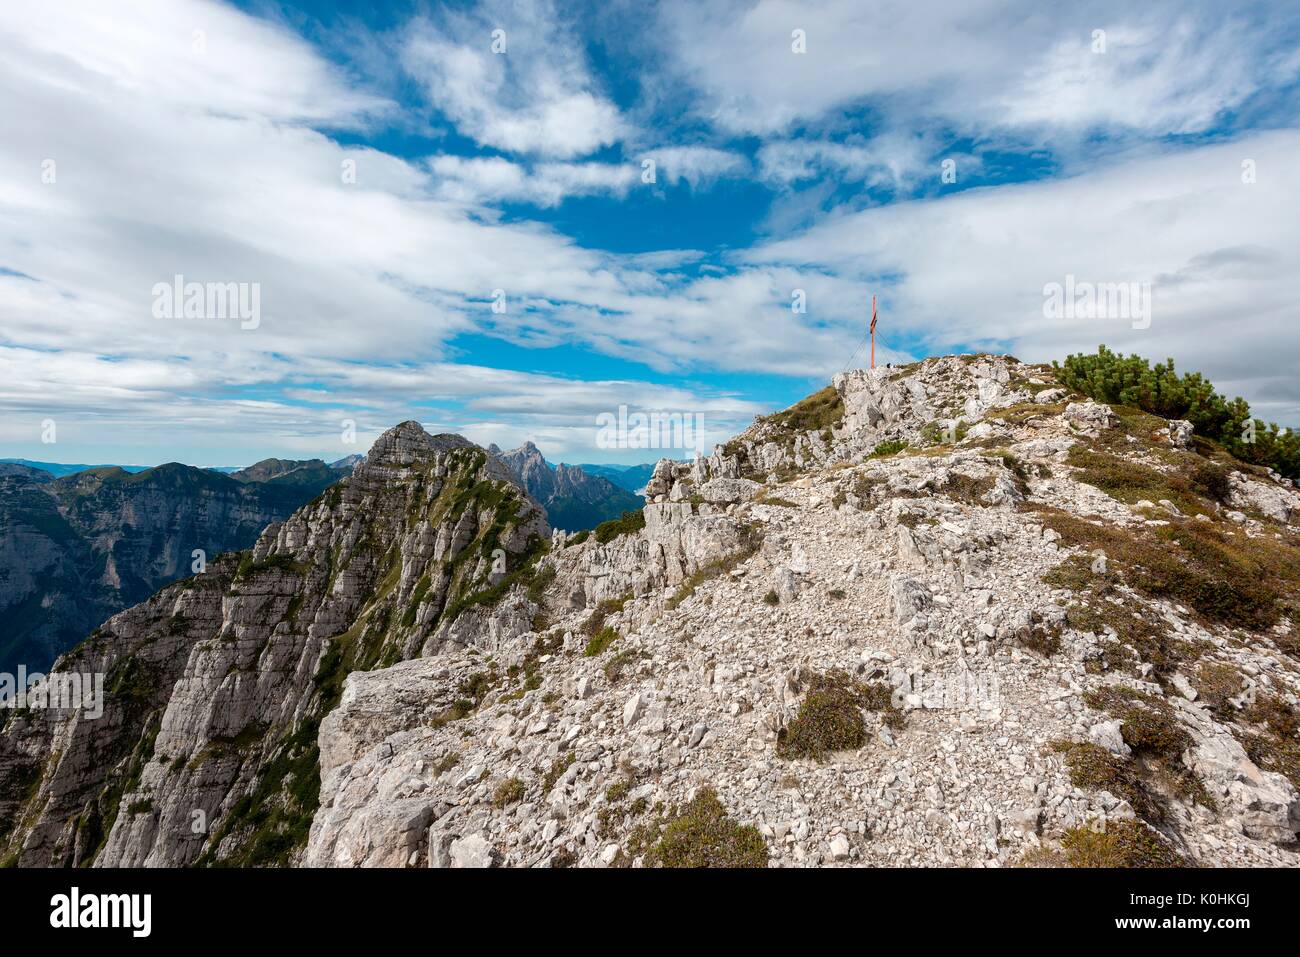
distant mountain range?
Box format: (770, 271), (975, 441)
(574, 461), (662, 494)
(0, 457), (356, 673)
(0, 445), (643, 670)
(2, 454), (364, 477)
(491, 442), (644, 532)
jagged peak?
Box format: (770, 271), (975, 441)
(363, 421), (476, 468)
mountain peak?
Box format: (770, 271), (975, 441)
(364, 421), (474, 468)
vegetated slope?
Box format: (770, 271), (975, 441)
(5, 355), (1300, 870)
(494, 441), (642, 532)
(230, 457), (353, 488)
(0, 461), (346, 673)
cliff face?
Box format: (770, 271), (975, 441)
(0, 462), (344, 673)
(0, 423), (548, 866)
(494, 441), (642, 532)
(5, 359), (1300, 870)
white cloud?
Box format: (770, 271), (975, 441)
(427, 155), (638, 207)
(0, 346), (764, 464)
(3, 0), (1298, 470)
(750, 129), (1300, 423)
(656, 0), (1298, 140)
(643, 146), (751, 187)
(426, 146), (750, 207)
(402, 0), (626, 158)
(757, 134), (936, 187)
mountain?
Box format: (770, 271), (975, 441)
(3, 456), (364, 481)
(231, 457), (354, 488)
(3, 357), (1299, 869)
(576, 462), (660, 494)
(492, 441), (642, 532)
(0, 459), (150, 477)
(0, 423), (548, 866)
(0, 461), (346, 674)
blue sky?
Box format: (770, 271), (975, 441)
(1, 0), (1299, 466)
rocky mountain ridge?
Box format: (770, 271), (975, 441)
(3, 355), (1298, 869)
(0, 461), (349, 674)
(493, 441), (642, 532)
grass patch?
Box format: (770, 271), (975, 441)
(1053, 820), (1187, 867)
(1066, 446), (1211, 516)
(584, 627), (619, 657)
(1032, 504), (1300, 632)
(1051, 740), (1162, 822)
(432, 752), (460, 776)
(1234, 692), (1300, 790)
(541, 753), (575, 793)
(492, 777), (525, 809)
(603, 648), (643, 683)
(581, 592), (633, 656)
(765, 386), (844, 435)
(1083, 686), (1190, 760)
(989, 401), (1067, 425)
(942, 472), (995, 505)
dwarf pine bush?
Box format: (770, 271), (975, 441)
(1055, 346), (1300, 478)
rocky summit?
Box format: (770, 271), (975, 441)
(3, 356), (1299, 869)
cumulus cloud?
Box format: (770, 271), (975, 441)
(749, 129), (1300, 423)
(3, 0), (1298, 469)
(655, 0), (1298, 140)
(757, 133), (938, 187)
(402, 0), (627, 158)
(427, 155), (639, 207)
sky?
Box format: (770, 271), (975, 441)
(1, 0), (1298, 467)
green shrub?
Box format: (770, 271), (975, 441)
(644, 788), (768, 868)
(1056, 346), (1300, 479)
(1190, 463), (1231, 502)
(777, 670), (901, 762)
(593, 509), (646, 545)
(870, 439), (908, 458)
(762, 590), (779, 606)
